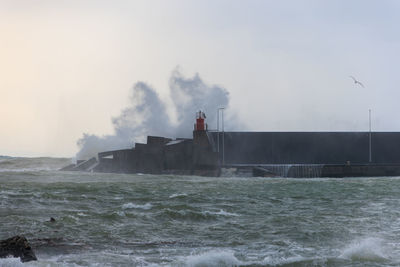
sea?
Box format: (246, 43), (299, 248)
(1, 156), (400, 266)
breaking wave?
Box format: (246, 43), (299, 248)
(0, 157), (70, 172)
(76, 69), (243, 159)
(203, 209), (240, 217)
(0, 258), (27, 267)
(339, 237), (389, 262)
(183, 250), (243, 267)
(169, 193), (188, 199)
(122, 202), (153, 210)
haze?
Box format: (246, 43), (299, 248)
(1, 0), (400, 157)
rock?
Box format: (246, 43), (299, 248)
(50, 217), (56, 222)
(0, 236), (37, 262)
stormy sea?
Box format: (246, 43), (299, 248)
(2, 156), (400, 266)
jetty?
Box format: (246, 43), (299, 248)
(62, 111), (400, 178)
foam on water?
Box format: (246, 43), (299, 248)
(182, 250), (311, 267)
(183, 250), (243, 267)
(169, 193), (188, 199)
(339, 237), (389, 262)
(122, 202), (153, 210)
(3, 157), (400, 266)
(203, 209), (239, 217)
(261, 255), (311, 266)
(0, 258), (27, 267)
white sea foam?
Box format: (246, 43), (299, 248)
(203, 209), (239, 217)
(339, 237), (389, 262)
(35, 254), (95, 267)
(122, 202), (152, 210)
(169, 193), (188, 199)
(261, 255), (309, 266)
(0, 257), (28, 267)
(67, 215), (79, 222)
(183, 250), (311, 267)
(184, 250), (243, 267)
(117, 211), (126, 217)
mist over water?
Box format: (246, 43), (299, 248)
(76, 70), (241, 160)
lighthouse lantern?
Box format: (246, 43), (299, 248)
(194, 111), (207, 131)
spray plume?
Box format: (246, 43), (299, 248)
(76, 69), (240, 159)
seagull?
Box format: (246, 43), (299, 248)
(349, 76), (365, 88)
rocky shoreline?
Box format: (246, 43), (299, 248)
(0, 236), (37, 262)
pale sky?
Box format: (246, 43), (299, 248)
(1, 0), (400, 157)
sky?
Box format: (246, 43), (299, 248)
(1, 0), (400, 157)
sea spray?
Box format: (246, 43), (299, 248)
(76, 69), (242, 160)
(339, 237), (389, 262)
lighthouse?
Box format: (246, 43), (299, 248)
(194, 110), (207, 131)
(193, 110), (210, 146)
(192, 110), (220, 175)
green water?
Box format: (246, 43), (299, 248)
(1, 157), (400, 266)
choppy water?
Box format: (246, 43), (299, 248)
(2, 157), (400, 266)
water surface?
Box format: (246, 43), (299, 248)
(1, 157), (400, 266)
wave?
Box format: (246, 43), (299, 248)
(122, 202), (153, 210)
(184, 250), (243, 267)
(203, 209), (240, 217)
(0, 257), (30, 267)
(0, 157), (71, 172)
(160, 208), (239, 221)
(182, 250), (312, 267)
(169, 193), (188, 199)
(339, 237), (389, 262)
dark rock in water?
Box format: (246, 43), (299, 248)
(50, 217), (56, 222)
(0, 236), (37, 262)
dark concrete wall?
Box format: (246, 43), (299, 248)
(193, 131), (220, 170)
(147, 136), (172, 146)
(96, 149), (137, 173)
(320, 164), (400, 178)
(164, 140), (193, 170)
(95, 135), (215, 175)
(208, 132), (400, 164)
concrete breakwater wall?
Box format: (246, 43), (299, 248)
(62, 131), (400, 178)
(62, 132), (220, 176)
(229, 163), (400, 178)
(208, 132), (400, 165)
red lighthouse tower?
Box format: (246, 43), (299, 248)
(194, 110), (207, 131)
(192, 110), (219, 176)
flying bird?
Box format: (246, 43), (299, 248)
(349, 76), (364, 88)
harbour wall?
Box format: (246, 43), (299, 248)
(62, 131), (400, 177)
(208, 132), (400, 165)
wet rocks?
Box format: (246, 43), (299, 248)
(0, 236), (37, 262)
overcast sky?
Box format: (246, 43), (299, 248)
(1, 0), (400, 157)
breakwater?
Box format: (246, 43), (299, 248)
(64, 131), (400, 178)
